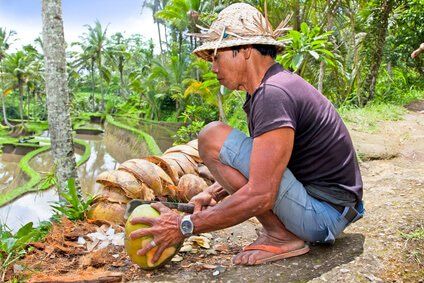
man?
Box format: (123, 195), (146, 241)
(411, 43), (424, 58)
(129, 3), (364, 266)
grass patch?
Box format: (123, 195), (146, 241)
(401, 227), (424, 240)
(338, 103), (407, 133)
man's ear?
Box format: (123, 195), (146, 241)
(242, 45), (252, 60)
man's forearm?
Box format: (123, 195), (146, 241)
(191, 182), (273, 234)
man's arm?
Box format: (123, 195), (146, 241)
(411, 43), (424, 58)
(190, 127), (294, 233)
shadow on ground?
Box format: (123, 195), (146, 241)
(149, 232), (365, 282)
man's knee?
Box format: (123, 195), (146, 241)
(198, 121), (233, 162)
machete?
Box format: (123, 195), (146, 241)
(124, 199), (195, 219)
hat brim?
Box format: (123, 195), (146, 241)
(193, 36), (286, 61)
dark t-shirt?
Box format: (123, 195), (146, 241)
(243, 63), (362, 206)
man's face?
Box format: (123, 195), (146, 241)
(210, 47), (247, 91)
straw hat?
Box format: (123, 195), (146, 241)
(192, 3), (291, 61)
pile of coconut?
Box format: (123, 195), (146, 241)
(88, 140), (214, 225)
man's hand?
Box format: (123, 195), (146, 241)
(189, 191), (217, 212)
(129, 202), (184, 263)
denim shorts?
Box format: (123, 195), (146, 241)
(218, 128), (365, 244)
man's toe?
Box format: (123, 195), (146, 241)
(240, 252), (251, 265)
(247, 253), (257, 265)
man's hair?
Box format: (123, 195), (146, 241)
(231, 44), (278, 59)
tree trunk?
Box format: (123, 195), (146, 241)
(26, 85), (31, 120)
(361, 0), (394, 105)
(1, 94), (13, 128)
(18, 79), (24, 125)
(293, 0), (301, 31)
(217, 85), (227, 123)
(90, 62), (95, 111)
(318, 62), (325, 93)
(42, 0), (79, 194)
(157, 21), (163, 54)
(318, 0), (337, 94)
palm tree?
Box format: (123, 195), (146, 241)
(155, 0), (206, 52)
(0, 27), (16, 127)
(142, 0), (169, 53)
(42, 0), (79, 193)
(148, 48), (191, 116)
(106, 32), (131, 97)
(361, 0), (395, 105)
(79, 20), (109, 112)
(3, 50), (35, 124)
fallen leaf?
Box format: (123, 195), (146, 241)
(188, 236), (211, 249)
(202, 264), (217, 270)
(171, 255), (184, 262)
(180, 244), (193, 252)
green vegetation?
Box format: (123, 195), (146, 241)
(0, 0), (421, 141)
(401, 227), (424, 240)
(339, 103), (407, 133)
(51, 179), (95, 221)
(0, 221), (51, 281)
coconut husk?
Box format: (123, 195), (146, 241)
(186, 139), (198, 151)
(139, 182), (156, 201)
(177, 174), (208, 202)
(97, 186), (131, 204)
(162, 157), (185, 178)
(87, 201), (126, 225)
(145, 156), (179, 184)
(118, 159), (163, 196)
(163, 145), (202, 163)
(95, 170), (145, 199)
(162, 152), (198, 175)
(198, 164), (215, 182)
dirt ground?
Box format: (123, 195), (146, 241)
(9, 103), (424, 282)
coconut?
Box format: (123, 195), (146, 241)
(125, 204), (181, 269)
(177, 174), (208, 202)
(87, 201), (126, 225)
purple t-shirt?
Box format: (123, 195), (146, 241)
(243, 63), (362, 205)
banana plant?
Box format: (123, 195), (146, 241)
(278, 22), (336, 76)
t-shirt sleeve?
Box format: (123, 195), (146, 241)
(251, 84), (297, 138)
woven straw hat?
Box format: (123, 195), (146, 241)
(192, 3), (290, 61)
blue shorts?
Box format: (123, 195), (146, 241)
(219, 129), (365, 243)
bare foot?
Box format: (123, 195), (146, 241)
(232, 232), (308, 265)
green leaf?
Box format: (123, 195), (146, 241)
(292, 54), (304, 70)
(309, 50), (319, 60)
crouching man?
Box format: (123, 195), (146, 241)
(129, 3), (364, 266)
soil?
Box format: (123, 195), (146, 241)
(8, 103), (424, 282)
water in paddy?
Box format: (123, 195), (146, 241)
(0, 154), (28, 194)
(0, 123), (177, 232)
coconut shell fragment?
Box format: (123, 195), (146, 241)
(97, 186), (131, 204)
(118, 159), (163, 196)
(164, 144), (202, 163)
(145, 156), (179, 184)
(186, 139), (198, 151)
(162, 152), (198, 176)
(96, 170), (143, 199)
(87, 201), (126, 225)
(177, 174), (208, 202)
